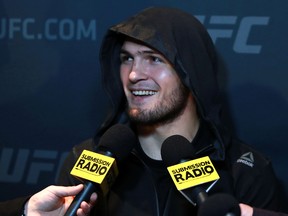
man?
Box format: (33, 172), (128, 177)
(57, 7), (285, 215)
(0, 184), (96, 216)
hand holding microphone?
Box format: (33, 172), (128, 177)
(64, 124), (137, 216)
(24, 184), (97, 216)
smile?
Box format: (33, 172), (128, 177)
(132, 90), (157, 96)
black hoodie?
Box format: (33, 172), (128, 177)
(57, 7), (284, 215)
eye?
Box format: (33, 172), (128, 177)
(120, 54), (133, 64)
(150, 55), (163, 63)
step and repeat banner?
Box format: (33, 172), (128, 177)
(1, 0), (288, 202)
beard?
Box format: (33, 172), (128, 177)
(126, 83), (190, 125)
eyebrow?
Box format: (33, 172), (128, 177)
(120, 48), (159, 56)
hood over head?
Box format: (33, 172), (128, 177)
(98, 7), (227, 159)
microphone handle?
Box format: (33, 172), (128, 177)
(192, 187), (208, 205)
(64, 182), (97, 216)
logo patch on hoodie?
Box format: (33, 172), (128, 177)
(236, 152), (254, 168)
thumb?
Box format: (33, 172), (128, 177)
(48, 184), (84, 197)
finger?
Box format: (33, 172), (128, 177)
(79, 193), (97, 215)
(80, 201), (93, 215)
(90, 192), (97, 205)
(48, 184), (84, 197)
(76, 208), (86, 216)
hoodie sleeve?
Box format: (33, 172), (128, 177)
(0, 196), (30, 216)
(230, 140), (285, 212)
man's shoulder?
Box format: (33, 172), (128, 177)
(73, 138), (95, 152)
(227, 138), (272, 171)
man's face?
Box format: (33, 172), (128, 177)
(120, 40), (189, 125)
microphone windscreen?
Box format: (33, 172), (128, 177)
(97, 124), (137, 161)
(197, 193), (240, 216)
(161, 135), (195, 166)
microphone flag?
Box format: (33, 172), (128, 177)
(70, 149), (118, 195)
(166, 156), (220, 191)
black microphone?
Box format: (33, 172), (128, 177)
(161, 135), (219, 206)
(64, 124), (137, 216)
(197, 193), (240, 216)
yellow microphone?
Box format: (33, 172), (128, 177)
(161, 135), (220, 206)
(65, 124), (137, 216)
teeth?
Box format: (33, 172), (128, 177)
(132, 90), (157, 96)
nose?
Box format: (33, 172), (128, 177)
(129, 61), (148, 83)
